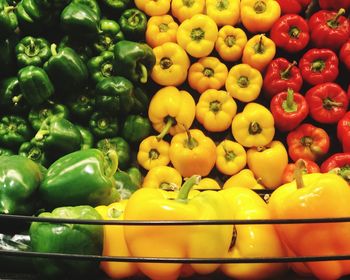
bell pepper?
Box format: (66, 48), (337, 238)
(299, 48), (339, 85)
(320, 153), (350, 184)
(114, 167), (142, 199)
(95, 76), (135, 116)
(176, 14), (218, 58)
(268, 160), (350, 280)
(146, 14), (179, 48)
(171, 0), (205, 22)
(124, 175), (232, 280)
(169, 129), (217, 177)
(216, 139), (246, 176)
(276, 0), (311, 14)
(0, 0), (18, 38)
(118, 8), (147, 40)
(242, 34), (276, 72)
(137, 135), (170, 170)
(122, 114), (152, 143)
(231, 102), (275, 148)
(113, 40), (156, 84)
(95, 200), (138, 279)
(319, 0), (350, 10)
(339, 39), (350, 70)
(67, 86), (96, 121)
(286, 123), (330, 162)
(87, 51), (115, 84)
(240, 0), (281, 33)
(337, 111), (350, 152)
(220, 187), (287, 279)
(99, 0), (131, 13)
(93, 19), (124, 53)
(75, 125), (94, 150)
(263, 58), (303, 99)
(89, 112), (119, 139)
(18, 139), (49, 167)
(148, 86), (196, 139)
(270, 14), (310, 53)
(58, 35), (93, 63)
(135, 0), (170, 16)
(188, 56), (228, 94)
(17, 65), (54, 106)
(29, 205), (103, 279)
(225, 63), (263, 103)
(308, 8), (350, 51)
(193, 177), (221, 190)
(40, 148), (119, 207)
(223, 168), (265, 189)
(270, 89), (309, 132)
(142, 165), (182, 190)
(195, 89), (237, 132)
(72, 0), (101, 19)
(215, 26), (248, 62)
(128, 86), (149, 116)
(96, 136), (130, 170)
(151, 42), (190, 86)
(0, 154), (43, 215)
(247, 140), (288, 189)
(0, 115), (32, 149)
(0, 147), (14, 156)
(281, 159), (320, 184)
(205, 0), (240, 27)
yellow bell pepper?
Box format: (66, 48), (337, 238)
(216, 140), (247, 176)
(148, 86), (196, 139)
(171, 0), (205, 22)
(242, 34), (276, 72)
(205, 0), (240, 27)
(195, 89), (237, 132)
(247, 140), (288, 189)
(193, 177), (221, 190)
(215, 26), (248, 62)
(188, 56), (228, 94)
(177, 14), (218, 58)
(95, 200), (138, 279)
(220, 187), (288, 279)
(223, 168), (265, 189)
(151, 42), (190, 86)
(240, 0), (281, 33)
(124, 175), (232, 280)
(135, 0), (171, 16)
(231, 102), (275, 148)
(142, 165), (182, 190)
(169, 129), (217, 177)
(146, 15), (179, 48)
(225, 63), (263, 103)
(137, 135), (170, 170)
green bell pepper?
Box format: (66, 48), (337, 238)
(0, 115), (32, 149)
(58, 35), (93, 62)
(89, 111), (119, 139)
(28, 101), (70, 131)
(0, 36), (17, 78)
(17, 65), (54, 106)
(39, 148), (119, 207)
(0, 0), (18, 38)
(76, 124), (94, 150)
(0, 147), (14, 156)
(87, 50), (115, 84)
(114, 40), (156, 84)
(18, 138), (49, 167)
(119, 8), (147, 40)
(96, 136), (130, 169)
(100, 0), (131, 14)
(15, 36), (51, 67)
(67, 86), (96, 121)
(132, 86), (150, 115)
(29, 205), (103, 279)
(122, 114), (151, 143)
(0, 155), (43, 215)
(94, 18), (124, 53)
(95, 76), (135, 116)
(44, 44), (88, 94)
(114, 166), (142, 199)
(72, 0), (101, 19)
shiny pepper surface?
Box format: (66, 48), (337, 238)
(205, 0), (240, 27)
(135, 0), (171, 16)
(171, 0), (205, 22)
(146, 15), (178, 48)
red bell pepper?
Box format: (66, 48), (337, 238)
(286, 123), (330, 162)
(270, 89), (309, 132)
(308, 9), (350, 51)
(337, 111), (350, 153)
(305, 82), (348, 124)
(276, 0), (311, 14)
(270, 14), (310, 53)
(319, 0), (350, 11)
(281, 159), (320, 184)
(299, 48), (339, 85)
(320, 153), (350, 184)
(263, 58), (303, 99)
(340, 39), (350, 70)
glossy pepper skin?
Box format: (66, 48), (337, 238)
(0, 0), (18, 38)
(89, 112), (119, 139)
(171, 0), (205, 22)
(114, 167), (142, 199)
(94, 19), (124, 53)
(39, 148), (119, 207)
(206, 0), (240, 27)
(276, 0), (311, 14)
(270, 89), (309, 132)
(263, 58), (303, 99)
(29, 205), (103, 279)
(118, 8), (147, 40)
(0, 155), (43, 215)
(18, 139), (49, 167)
(142, 165), (182, 190)
(100, 0), (131, 13)
(281, 159), (320, 184)
(72, 0), (101, 19)
(340, 39), (350, 70)
(223, 169), (265, 190)
(67, 86), (96, 121)
(0, 115), (32, 149)
(87, 51), (115, 84)
(215, 140), (246, 176)
(58, 35), (93, 63)
(113, 40), (156, 84)
(122, 114), (151, 143)
(270, 14), (310, 53)
(76, 125), (94, 150)
(320, 153), (350, 184)
(146, 14), (179, 48)
(337, 112), (350, 153)
(305, 82), (349, 124)
(135, 0), (170, 16)
(124, 175), (232, 280)
(299, 48), (339, 85)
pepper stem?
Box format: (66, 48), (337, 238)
(323, 97), (343, 110)
(183, 125), (198, 150)
(4, 6), (15, 13)
(156, 117), (176, 141)
(280, 61), (297, 80)
(294, 159), (306, 189)
(282, 89), (298, 113)
(177, 175), (201, 202)
(160, 182), (179, 191)
(35, 130), (50, 141)
(105, 149), (119, 178)
(12, 95), (22, 105)
(255, 34), (265, 54)
(327, 8), (346, 28)
(139, 64), (148, 84)
(50, 43), (58, 56)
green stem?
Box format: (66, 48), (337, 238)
(105, 149), (119, 178)
(282, 89), (297, 113)
(156, 117), (176, 141)
(238, 76), (249, 88)
(177, 175), (201, 202)
(280, 61), (297, 80)
(311, 60), (325, 72)
(139, 64), (148, 84)
(4, 6), (15, 13)
(50, 43), (58, 56)
(159, 23), (169, 32)
(254, 0), (266, 13)
(327, 8), (346, 29)
(184, 127), (198, 150)
(225, 35), (236, 47)
(323, 97), (343, 110)
(35, 130), (49, 141)
(255, 34), (265, 54)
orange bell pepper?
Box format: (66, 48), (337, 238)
(137, 136), (170, 170)
(171, 0), (205, 22)
(146, 15), (179, 48)
(216, 140), (247, 176)
(135, 0), (171, 16)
